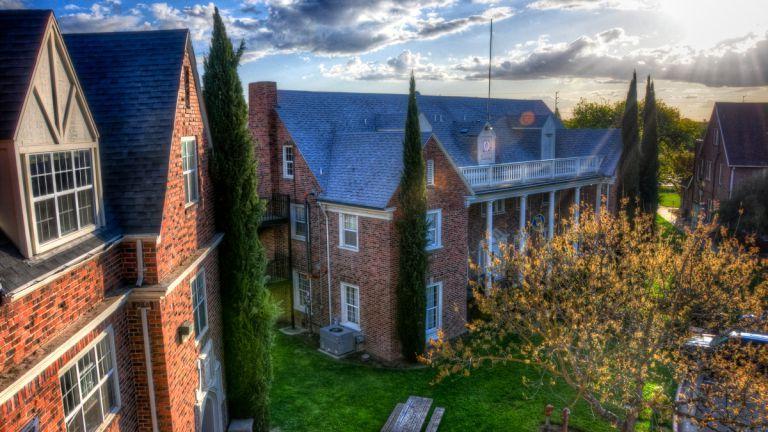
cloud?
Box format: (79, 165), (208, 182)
(0, 0), (25, 8)
(232, 0), (514, 59)
(526, 0), (656, 10)
(58, 1), (150, 33)
(455, 29), (768, 87)
(148, 2), (216, 41)
(320, 50), (454, 81)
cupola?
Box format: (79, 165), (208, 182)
(477, 122), (496, 165)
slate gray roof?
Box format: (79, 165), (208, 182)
(715, 102), (768, 167)
(0, 9), (51, 140)
(275, 90), (621, 208)
(63, 29), (188, 233)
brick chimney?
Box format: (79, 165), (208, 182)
(249, 81), (277, 197)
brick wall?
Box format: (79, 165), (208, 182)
(156, 46), (215, 282)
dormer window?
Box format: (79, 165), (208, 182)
(27, 149), (96, 245)
(477, 122), (496, 165)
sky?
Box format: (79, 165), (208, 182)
(5, 0), (768, 120)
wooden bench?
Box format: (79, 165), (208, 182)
(381, 396), (445, 432)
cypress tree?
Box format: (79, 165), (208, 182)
(639, 77), (659, 216)
(203, 8), (276, 429)
(396, 75), (428, 362)
(617, 71), (641, 216)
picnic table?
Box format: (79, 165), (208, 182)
(381, 396), (445, 432)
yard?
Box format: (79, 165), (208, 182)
(659, 187), (680, 208)
(270, 332), (619, 432)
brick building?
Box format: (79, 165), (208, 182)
(250, 82), (623, 362)
(681, 102), (768, 224)
(0, 10), (226, 432)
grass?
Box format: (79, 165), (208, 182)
(270, 332), (614, 432)
(659, 187), (680, 208)
(267, 279), (293, 322)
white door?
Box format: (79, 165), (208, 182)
(425, 282), (443, 342)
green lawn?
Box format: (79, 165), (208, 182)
(659, 187), (680, 208)
(270, 332), (614, 431)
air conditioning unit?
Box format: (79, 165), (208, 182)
(319, 325), (361, 357)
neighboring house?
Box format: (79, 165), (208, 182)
(0, 10), (226, 432)
(250, 82), (622, 362)
(681, 102), (768, 224)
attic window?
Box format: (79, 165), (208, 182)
(27, 150), (97, 245)
(184, 66), (191, 109)
(426, 160), (435, 186)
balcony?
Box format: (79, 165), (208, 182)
(260, 193), (290, 226)
(459, 156), (604, 189)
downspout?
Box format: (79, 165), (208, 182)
(729, 167), (735, 199)
(305, 199), (313, 333)
(135, 240), (145, 287)
(140, 307), (159, 432)
(319, 203), (333, 324)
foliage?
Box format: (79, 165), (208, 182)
(564, 96), (705, 189)
(639, 77), (659, 215)
(719, 173), (768, 238)
(424, 205), (767, 432)
(396, 75), (429, 362)
(270, 332), (614, 432)
(658, 187), (680, 208)
(618, 71), (642, 217)
(203, 8), (277, 428)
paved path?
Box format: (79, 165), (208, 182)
(658, 206), (678, 225)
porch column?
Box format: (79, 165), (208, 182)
(548, 190), (555, 240)
(595, 184), (602, 215)
(519, 194), (527, 251)
(574, 187), (581, 227)
(486, 200), (494, 291)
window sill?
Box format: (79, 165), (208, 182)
(339, 245), (359, 252)
(341, 322), (360, 331)
(95, 407), (121, 432)
(426, 244), (443, 252)
(283, 175), (294, 180)
(194, 326), (209, 346)
(292, 235), (307, 242)
(185, 200), (199, 210)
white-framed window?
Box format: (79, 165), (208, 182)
(27, 149), (97, 246)
(181, 137), (199, 205)
(339, 213), (358, 251)
(714, 129), (720, 147)
(706, 160), (713, 181)
(191, 270), (208, 340)
(282, 146), (295, 179)
(425, 281), (442, 342)
(19, 417), (38, 432)
(290, 204), (307, 241)
(426, 159), (435, 187)
(59, 330), (120, 432)
(718, 164), (724, 185)
(340, 282), (360, 330)
(480, 200), (505, 216)
(293, 270), (310, 312)
(426, 209), (442, 251)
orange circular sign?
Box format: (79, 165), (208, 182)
(520, 111), (535, 126)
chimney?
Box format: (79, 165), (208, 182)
(248, 81), (277, 196)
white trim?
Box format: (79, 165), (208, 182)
(426, 159), (435, 187)
(425, 281), (443, 342)
(340, 282), (360, 331)
(467, 176), (612, 204)
(320, 202), (394, 220)
(181, 136), (200, 206)
(191, 269), (209, 342)
(282, 145), (295, 179)
(338, 212), (359, 252)
(290, 203), (308, 241)
(426, 209), (442, 251)
(140, 307), (160, 432)
(292, 270), (310, 313)
(0, 293), (130, 406)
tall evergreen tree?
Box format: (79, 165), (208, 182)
(617, 71), (641, 216)
(396, 75), (428, 362)
(203, 8), (276, 429)
(639, 77), (659, 216)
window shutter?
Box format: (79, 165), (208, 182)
(426, 160), (435, 186)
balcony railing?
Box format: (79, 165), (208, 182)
(260, 193), (290, 225)
(459, 156), (604, 188)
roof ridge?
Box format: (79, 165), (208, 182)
(63, 28), (188, 37)
(278, 88), (545, 104)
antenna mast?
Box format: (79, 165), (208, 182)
(487, 19), (493, 122)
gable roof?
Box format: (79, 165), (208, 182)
(0, 9), (51, 140)
(715, 102), (768, 167)
(64, 29), (188, 234)
(275, 90), (621, 208)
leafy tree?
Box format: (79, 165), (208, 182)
(396, 75), (428, 362)
(563, 98), (620, 128)
(719, 173), (768, 239)
(639, 77), (659, 215)
(424, 205), (767, 432)
(203, 8), (276, 428)
(618, 71), (642, 216)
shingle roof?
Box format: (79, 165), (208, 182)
(63, 29), (188, 233)
(0, 9), (51, 140)
(716, 102), (768, 167)
(275, 90), (620, 208)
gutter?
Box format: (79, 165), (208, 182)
(140, 307), (160, 432)
(136, 239), (144, 287)
(319, 203), (333, 324)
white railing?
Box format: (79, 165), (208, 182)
(460, 156), (604, 188)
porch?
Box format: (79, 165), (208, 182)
(460, 156), (603, 189)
